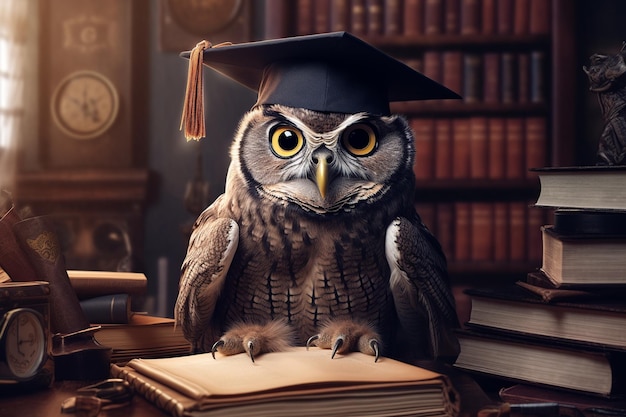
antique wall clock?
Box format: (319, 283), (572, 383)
(50, 70), (120, 141)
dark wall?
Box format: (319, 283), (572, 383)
(143, 3), (257, 317)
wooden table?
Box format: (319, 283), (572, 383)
(0, 365), (499, 417)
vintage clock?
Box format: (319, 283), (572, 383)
(50, 70), (120, 140)
(0, 282), (50, 382)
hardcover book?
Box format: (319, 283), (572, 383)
(541, 226), (626, 286)
(453, 330), (626, 398)
(111, 347), (460, 417)
(464, 284), (626, 350)
(532, 166), (626, 211)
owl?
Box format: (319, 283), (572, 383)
(175, 31), (460, 364)
(175, 102), (460, 363)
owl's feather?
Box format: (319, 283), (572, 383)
(175, 104), (460, 362)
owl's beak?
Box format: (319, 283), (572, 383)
(315, 158), (328, 199)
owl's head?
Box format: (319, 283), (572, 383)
(228, 104), (415, 214)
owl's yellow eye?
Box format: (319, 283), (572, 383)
(270, 126), (304, 158)
(341, 123), (377, 157)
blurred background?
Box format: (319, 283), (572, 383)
(0, 0), (623, 318)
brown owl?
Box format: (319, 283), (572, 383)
(175, 32), (461, 364)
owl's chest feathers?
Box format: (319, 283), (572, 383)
(219, 194), (397, 329)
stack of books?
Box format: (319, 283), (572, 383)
(453, 166), (626, 408)
(69, 270), (191, 364)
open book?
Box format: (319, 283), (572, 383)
(110, 347), (460, 417)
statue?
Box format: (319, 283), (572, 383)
(583, 43), (626, 165)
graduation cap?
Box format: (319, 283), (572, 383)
(180, 32), (460, 141)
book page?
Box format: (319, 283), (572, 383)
(128, 347), (444, 400)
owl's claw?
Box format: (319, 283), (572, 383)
(331, 337), (344, 359)
(305, 334), (319, 350)
(370, 339), (380, 362)
(247, 340), (255, 363)
(211, 340), (225, 359)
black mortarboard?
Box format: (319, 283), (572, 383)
(180, 32), (460, 140)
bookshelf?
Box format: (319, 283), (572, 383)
(264, 0), (576, 283)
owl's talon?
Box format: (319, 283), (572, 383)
(247, 340), (255, 363)
(211, 340), (225, 359)
(331, 336), (344, 359)
(306, 334), (319, 350)
(370, 339), (380, 362)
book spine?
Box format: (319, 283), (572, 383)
(442, 50), (463, 98)
(330, 0), (351, 31)
(463, 53), (482, 103)
(482, 52), (501, 104)
(496, 0), (513, 34)
(505, 117), (525, 179)
(384, 0), (403, 35)
(481, 0), (496, 34)
(424, 0), (444, 34)
(529, 0), (551, 34)
(452, 118), (471, 179)
(366, 0), (384, 35)
(469, 116), (488, 179)
(444, 0), (460, 34)
(314, 0), (331, 33)
(459, 0), (480, 35)
(350, 0), (367, 35)
(435, 118), (453, 179)
(470, 202), (494, 261)
(487, 117), (505, 179)
(454, 202), (471, 261)
(80, 293), (132, 324)
(296, 0), (315, 34)
(110, 364), (187, 417)
(513, 0), (530, 34)
(403, 0), (425, 35)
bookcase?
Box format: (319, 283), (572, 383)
(264, 0), (577, 285)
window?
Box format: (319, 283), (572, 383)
(0, 0), (30, 187)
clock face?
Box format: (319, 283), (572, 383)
(51, 70), (120, 140)
(4, 309), (47, 379)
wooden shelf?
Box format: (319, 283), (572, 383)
(392, 101), (549, 117)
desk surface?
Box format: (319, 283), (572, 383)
(0, 366), (497, 417)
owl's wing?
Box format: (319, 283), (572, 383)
(385, 216), (460, 362)
(175, 208), (239, 350)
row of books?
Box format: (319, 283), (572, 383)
(453, 166), (626, 410)
(416, 201), (547, 263)
(402, 50), (547, 105)
(296, 0), (551, 37)
(412, 116), (547, 181)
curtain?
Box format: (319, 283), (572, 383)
(0, 0), (30, 190)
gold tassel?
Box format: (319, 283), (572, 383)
(180, 41), (234, 141)
(180, 40), (211, 141)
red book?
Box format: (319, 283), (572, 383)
(452, 118), (471, 179)
(470, 202), (493, 261)
(403, 0), (425, 35)
(435, 118), (453, 179)
(454, 202), (471, 261)
(524, 117), (547, 178)
(384, 0), (403, 35)
(412, 118), (436, 180)
(444, 0), (460, 34)
(505, 117), (525, 179)
(459, 0), (480, 35)
(330, 0), (350, 31)
(493, 202), (509, 261)
(436, 203), (455, 260)
(508, 202), (527, 261)
(482, 52), (501, 104)
(366, 0), (384, 35)
(424, 0), (444, 34)
(442, 50), (463, 97)
(513, 0), (530, 34)
(314, 0), (331, 33)
(297, 0), (315, 35)
(469, 116), (488, 179)
(529, 0), (551, 34)
(350, 0), (367, 35)
(487, 117), (505, 179)
(500, 52), (518, 104)
(423, 50), (442, 82)
(481, 0), (496, 34)
(463, 53), (482, 103)
(496, 0), (513, 34)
